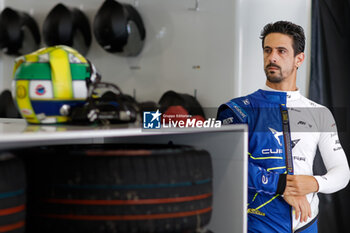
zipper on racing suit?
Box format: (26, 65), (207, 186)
(280, 104), (294, 232)
(280, 105), (294, 174)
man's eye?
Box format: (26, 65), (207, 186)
(279, 49), (286, 54)
(264, 49), (271, 53)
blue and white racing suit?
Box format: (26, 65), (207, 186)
(217, 86), (350, 233)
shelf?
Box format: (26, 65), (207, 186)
(0, 118), (248, 233)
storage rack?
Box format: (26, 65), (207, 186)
(0, 118), (248, 233)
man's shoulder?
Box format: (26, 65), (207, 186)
(220, 90), (260, 108)
(298, 95), (337, 130)
(216, 91), (260, 123)
(299, 95), (327, 109)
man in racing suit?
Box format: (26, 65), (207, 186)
(217, 21), (350, 233)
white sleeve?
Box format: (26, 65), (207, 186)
(314, 108), (350, 194)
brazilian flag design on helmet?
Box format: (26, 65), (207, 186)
(12, 45), (99, 124)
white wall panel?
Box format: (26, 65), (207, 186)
(236, 0), (312, 97)
(0, 0), (311, 118)
(0, 0), (236, 117)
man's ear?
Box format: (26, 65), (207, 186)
(295, 52), (305, 68)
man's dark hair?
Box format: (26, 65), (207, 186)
(260, 21), (305, 56)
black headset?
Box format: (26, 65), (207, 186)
(0, 7), (40, 55)
(43, 3), (92, 56)
(67, 82), (140, 125)
(67, 80), (160, 125)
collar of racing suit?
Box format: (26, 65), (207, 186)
(259, 85), (301, 103)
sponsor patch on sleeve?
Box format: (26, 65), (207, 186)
(222, 117), (234, 125)
(225, 102), (247, 123)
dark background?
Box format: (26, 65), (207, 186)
(310, 0), (350, 232)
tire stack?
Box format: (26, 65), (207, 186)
(0, 153), (26, 233)
(22, 144), (213, 233)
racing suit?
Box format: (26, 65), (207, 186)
(217, 86), (350, 233)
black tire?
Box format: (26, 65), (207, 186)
(22, 144), (213, 233)
(0, 153), (26, 233)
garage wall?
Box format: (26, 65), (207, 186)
(237, 0), (312, 97)
(0, 0), (311, 117)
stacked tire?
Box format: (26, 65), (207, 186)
(23, 144), (213, 233)
(0, 153), (26, 233)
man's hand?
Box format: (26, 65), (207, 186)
(284, 175), (319, 196)
(283, 195), (311, 222)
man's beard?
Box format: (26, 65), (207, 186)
(265, 64), (285, 83)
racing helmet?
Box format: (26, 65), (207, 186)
(12, 45), (100, 124)
(0, 7), (41, 55)
(43, 3), (92, 56)
(93, 0), (146, 56)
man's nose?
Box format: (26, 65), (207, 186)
(268, 50), (278, 63)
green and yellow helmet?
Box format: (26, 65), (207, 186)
(12, 45), (100, 124)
